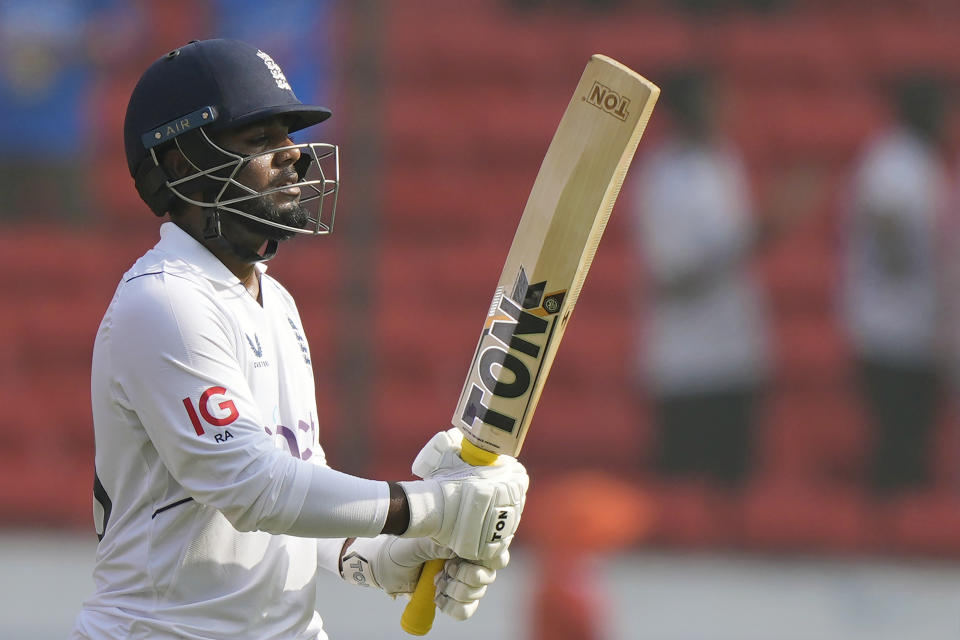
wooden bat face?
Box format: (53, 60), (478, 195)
(453, 55), (660, 458)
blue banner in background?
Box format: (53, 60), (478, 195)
(0, 0), (334, 156)
(0, 0), (114, 155)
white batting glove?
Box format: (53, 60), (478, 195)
(434, 557), (499, 621)
(340, 535), (453, 596)
(411, 428), (524, 481)
(339, 536), (500, 620)
(399, 429), (528, 564)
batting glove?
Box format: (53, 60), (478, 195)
(435, 556), (500, 621)
(399, 428), (528, 564)
(339, 536), (501, 620)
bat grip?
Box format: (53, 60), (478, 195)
(400, 437), (500, 635)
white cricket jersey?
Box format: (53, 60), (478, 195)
(71, 222), (387, 639)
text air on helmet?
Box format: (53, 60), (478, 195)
(123, 38), (339, 235)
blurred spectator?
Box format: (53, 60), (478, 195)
(840, 73), (951, 498)
(629, 67), (811, 490)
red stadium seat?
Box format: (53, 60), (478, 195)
(0, 452), (92, 528)
(758, 386), (869, 485)
(741, 479), (873, 552)
(879, 492), (960, 556)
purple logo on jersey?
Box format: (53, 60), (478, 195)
(265, 416), (318, 461)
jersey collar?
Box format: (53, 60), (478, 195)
(157, 221), (267, 288)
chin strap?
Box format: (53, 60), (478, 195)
(258, 239), (279, 261)
(203, 208), (279, 263)
(203, 208), (222, 240)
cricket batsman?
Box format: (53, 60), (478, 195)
(69, 38), (528, 639)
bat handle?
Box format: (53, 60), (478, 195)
(400, 437), (500, 635)
(400, 559), (445, 635)
(459, 438), (501, 466)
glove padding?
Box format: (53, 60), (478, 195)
(412, 428), (524, 481)
(340, 535), (504, 621)
(435, 557), (499, 621)
(400, 428), (529, 563)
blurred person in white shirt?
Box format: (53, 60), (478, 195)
(631, 68), (770, 489)
(841, 73), (950, 497)
(630, 66), (817, 490)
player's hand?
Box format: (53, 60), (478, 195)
(339, 535), (501, 619)
(340, 535), (452, 595)
(434, 556), (500, 621)
(399, 429), (528, 564)
(411, 428), (524, 481)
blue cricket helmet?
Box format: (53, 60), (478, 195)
(124, 38), (330, 178)
(122, 38), (338, 237)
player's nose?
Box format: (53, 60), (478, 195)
(276, 138), (301, 166)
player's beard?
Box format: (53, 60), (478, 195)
(207, 193), (309, 263)
(231, 194), (309, 242)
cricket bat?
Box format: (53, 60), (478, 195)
(400, 54), (659, 635)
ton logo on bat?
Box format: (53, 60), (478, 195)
(461, 286), (553, 436)
(586, 80), (630, 121)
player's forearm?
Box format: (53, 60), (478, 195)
(288, 474), (449, 539)
(283, 465), (391, 538)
